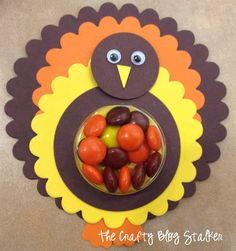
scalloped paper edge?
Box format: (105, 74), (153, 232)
(5, 2), (228, 217)
(29, 64), (202, 228)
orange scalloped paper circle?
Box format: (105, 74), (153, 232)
(82, 220), (143, 247)
(33, 16), (204, 119)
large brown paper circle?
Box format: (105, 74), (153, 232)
(5, 3), (228, 216)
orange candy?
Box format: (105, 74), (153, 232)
(128, 142), (150, 163)
(82, 164), (103, 185)
(119, 166), (131, 193)
(78, 136), (107, 165)
(117, 124), (144, 151)
(146, 126), (162, 151)
(84, 115), (106, 137)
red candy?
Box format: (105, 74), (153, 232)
(119, 166), (131, 193)
(128, 142), (150, 163)
(78, 136), (106, 165)
(83, 114), (106, 137)
(117, 124), (144, 151)
(82, 164), (103, 185)
(146, 125), (162, 151)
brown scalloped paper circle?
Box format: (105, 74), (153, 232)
(5, 3), (228, 218)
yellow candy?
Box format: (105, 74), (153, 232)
(101, 126), (120, 148)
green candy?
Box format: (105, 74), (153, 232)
(101, 126), (119, 148)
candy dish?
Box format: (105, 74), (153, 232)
(73, 105), (166, 195)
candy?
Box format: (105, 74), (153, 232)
(83, 114), (106, 137)
(106, 106), (131, 126)
(101, 126), (119, 148)
(132, 163), (146, 190)
(119, 166), (131, 193)
(146, 125), (162, 151)
(146, 152), (162, 177)
(103, 166), (118, 193)
(104, 147), (129, 169)
(117, 124), (144, 151)
(78, 136), (106, 165)
(128, 142), (150, 163)
(82, 164), (103, 185)
(129, 111), (149, 132)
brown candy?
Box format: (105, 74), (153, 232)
(103, 166), (118, 193)
(146, 152), (162, 177)
(129, 111), (149, 132)
(104, 147), (129, 169)
(106, 106), (131, 126)
(132, 163), (146, 190)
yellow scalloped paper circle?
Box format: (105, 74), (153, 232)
(29, 63), (203, 228)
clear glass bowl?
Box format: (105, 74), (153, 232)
(73, 105), (166, 195)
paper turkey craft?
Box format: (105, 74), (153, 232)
(5, 3), (228, 247)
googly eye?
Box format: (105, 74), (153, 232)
(131, 51), (146, 66)
(107, 49), (122, 64)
